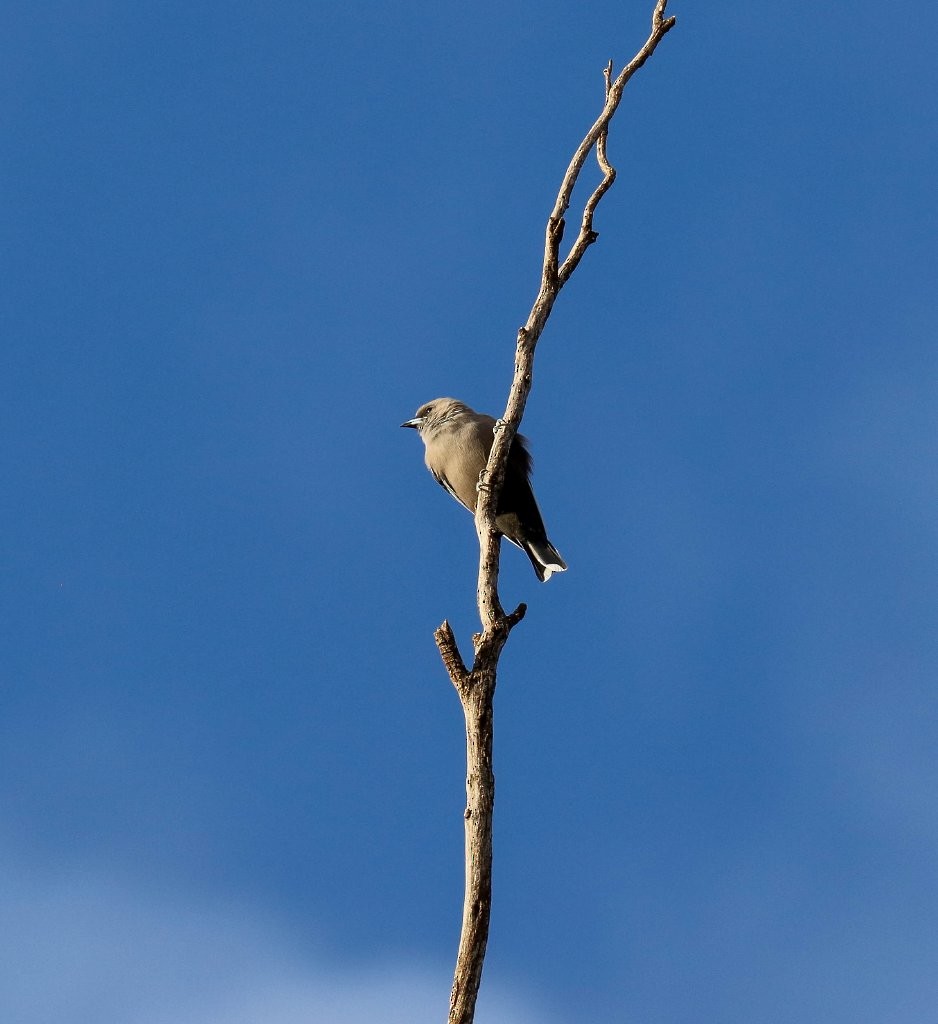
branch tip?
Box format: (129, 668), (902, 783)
(435, 619), (469, 685)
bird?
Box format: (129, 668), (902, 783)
(401, 397), (567, 581)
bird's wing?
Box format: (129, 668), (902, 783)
(434, 467), (525, 551)
(431, 469), (474, 514)
(511, 432), (534, 477)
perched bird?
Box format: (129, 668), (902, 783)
(401, 397), (567, 581)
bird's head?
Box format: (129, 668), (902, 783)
(400, 397), (469, 436)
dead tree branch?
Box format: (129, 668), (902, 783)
(438, 4), (676, 1021)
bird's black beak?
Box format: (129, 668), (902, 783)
(400, 417), (422, 429)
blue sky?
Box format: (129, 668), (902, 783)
(3, 1), (938, 1021)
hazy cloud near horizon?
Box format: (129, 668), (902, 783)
(0, 852), (558, 1024)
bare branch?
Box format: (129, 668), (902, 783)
(444, 5), (676, 1021)
(475, 0), (676, 621)
(552, 0), (676, 232)
(448, 669), (495, 1022)
(558, 61), (616, 286)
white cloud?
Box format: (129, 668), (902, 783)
(0, 854), (557, 1024)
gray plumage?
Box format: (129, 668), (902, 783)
(401, 397), (567, 582)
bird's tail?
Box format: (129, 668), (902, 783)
(523, 538), (568, 582)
